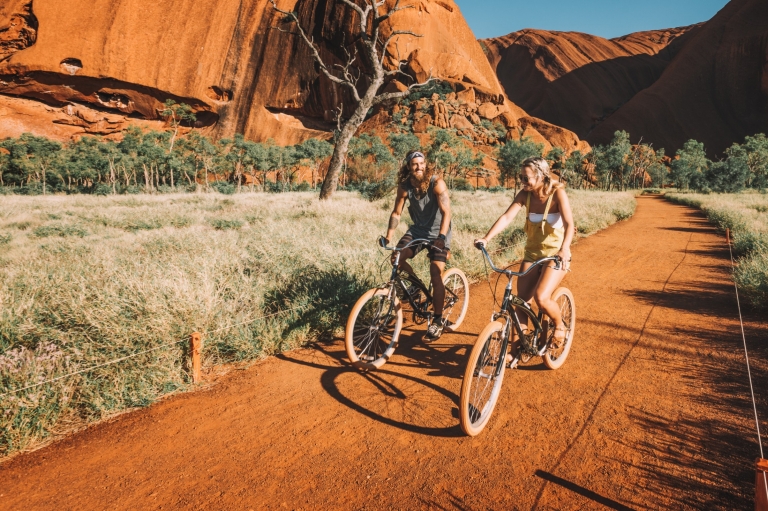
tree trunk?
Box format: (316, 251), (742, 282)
(143, 165), (150, 191)
(319, 90), (378, 200)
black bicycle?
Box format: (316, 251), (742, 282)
(459, 244), (575, 436)
(345, 237), (469, 371)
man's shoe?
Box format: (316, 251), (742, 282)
(425, 318), (445, 341)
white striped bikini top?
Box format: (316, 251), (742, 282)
(528, 212), (564, 229)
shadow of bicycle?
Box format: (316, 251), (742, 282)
(277, 328), (470, 438)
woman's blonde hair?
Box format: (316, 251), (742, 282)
(522, 156), (564, 195)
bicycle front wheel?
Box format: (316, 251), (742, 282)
(442, 268), (469, 332)
(542, 287), (575, 370)
(459, 321), (507, 436)
(345, 288), (403, 371)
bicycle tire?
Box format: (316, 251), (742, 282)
(542, 287), (575, 370)
(459, 321), (507, 436)
(441, 268), (469, 332)
(345, 288), (403, 371)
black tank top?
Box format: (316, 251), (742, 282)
(403, 176), (452, 248)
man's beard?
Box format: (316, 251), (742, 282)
(410, 170), (430, 194)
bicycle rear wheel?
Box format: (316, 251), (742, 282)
(459, 321), (507, 436)
(442, 268), (469, 332)
(345, 288), (403, 371)
(542, 287), (575, 370)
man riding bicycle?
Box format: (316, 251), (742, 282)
(382, 150), (452, 341)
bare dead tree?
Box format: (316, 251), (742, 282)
(270, 0), (433, 199)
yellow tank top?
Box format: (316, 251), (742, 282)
(524, 191), (565, 262)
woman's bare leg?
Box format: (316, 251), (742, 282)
(514, 261), (538, 331)
(533, 264), (568, 337)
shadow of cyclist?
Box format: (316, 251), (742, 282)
(276, 332), (468, 437)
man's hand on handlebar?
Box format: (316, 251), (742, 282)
(431, 234), (446, 252)
(474, 238), (487, 249)
(378, 236), (389, 248)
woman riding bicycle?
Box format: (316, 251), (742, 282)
(475, 156), (574, 345)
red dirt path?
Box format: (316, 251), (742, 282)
(1, 196), (767, 510)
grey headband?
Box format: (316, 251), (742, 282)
(406, 151), (425, 163)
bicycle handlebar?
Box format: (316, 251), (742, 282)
(475, 242), (561, 276)
(378, 236), (444, 253)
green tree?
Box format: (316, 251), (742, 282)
(670, 139), (709, 190)
(545, 147), (565, 171)
(562, 150), (584, 188)
(160, 100), (197, 154)
(743, 133), (768, 188)
(497, 136), (544, 191)
(706, 143), (752, 192)
(387, 132), (421, 161)
(295, 138), (333, 188)
(602, 130), (632, 190)
(348, 134), (397, 184)
(10, 134), (63, 194)
(647, 148), (668, 187)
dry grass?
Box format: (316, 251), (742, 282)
(0, 189), (635, 458)
(666, 192), (768, 308)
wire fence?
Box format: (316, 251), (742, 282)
(726, 228), (768, 503)
(0, 304), (309, 399)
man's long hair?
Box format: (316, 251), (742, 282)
(398, 150), (434, 195)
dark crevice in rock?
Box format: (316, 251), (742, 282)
(0, 72), (219, 127)
(0, 0), (38, 61)
(60, 58), (83, 75)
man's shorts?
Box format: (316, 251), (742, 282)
(396, 233), (450, 263)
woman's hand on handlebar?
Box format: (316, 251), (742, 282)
(474, 238), (487, 250)
(378, 236), (389, 248)
(557, 247), (571, 271)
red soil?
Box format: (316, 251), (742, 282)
(1, 196), (767, 510)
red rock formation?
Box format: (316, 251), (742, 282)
(482, 25), (699, 140)
(484, 0), (768, 155)
(0, 0), (584, 153)
(589, 0), (768, 155)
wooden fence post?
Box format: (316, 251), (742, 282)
(757, 458), (768, 511)
(726, 228), (731, 245)
(190, 332), (202, 384)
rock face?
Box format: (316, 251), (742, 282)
(484, 0), (768, 155)
(588, 0), (768, 154)
(482, 25), (699, 140)
(0, 0), (584, 152)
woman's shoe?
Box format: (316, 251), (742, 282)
(552, 325), (567, 348)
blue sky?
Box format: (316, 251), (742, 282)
(453, 0), (730, 39)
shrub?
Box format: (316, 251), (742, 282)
(211, 181), (236, 195)
(209, 218), (244, 230)
(32, 225), (89, 238)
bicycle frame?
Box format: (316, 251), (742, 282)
(379, 237), (445, 324)
(477, 245), (562, 371)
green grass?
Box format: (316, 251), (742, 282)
(0, 189), (635, 458)
(665, 192), (768, 308)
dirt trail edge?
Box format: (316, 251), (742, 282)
(2, 196), (767, 510)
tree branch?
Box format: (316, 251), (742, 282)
(269, 1), (362, 102)
(337, 0), (370, 35)
(372, 73), (435, 105)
